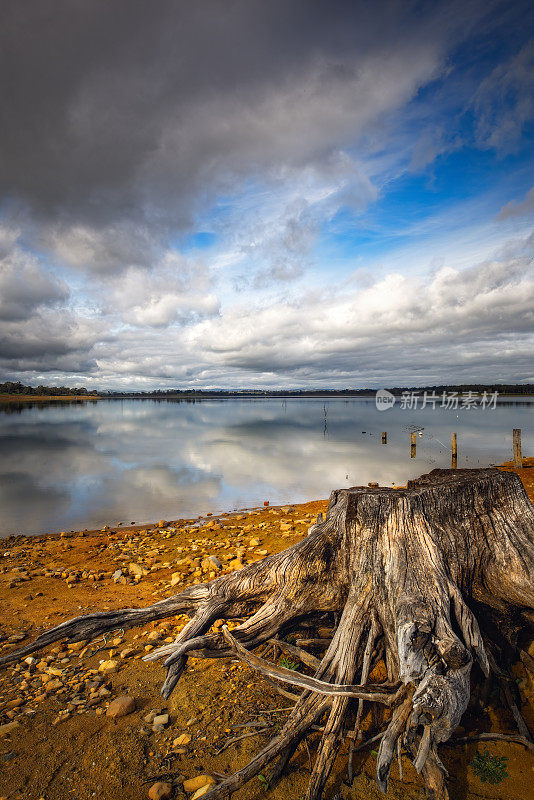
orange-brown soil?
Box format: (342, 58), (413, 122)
(0, 466), (533, 800)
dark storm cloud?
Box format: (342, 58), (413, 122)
(0, 251), (68, 321)
(0, 0), (498, 231)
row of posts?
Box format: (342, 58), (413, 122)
(380, 429), (524, 469)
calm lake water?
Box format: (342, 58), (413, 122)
(0, 397), (531, 537)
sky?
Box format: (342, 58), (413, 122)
(0, 0), (533, 390)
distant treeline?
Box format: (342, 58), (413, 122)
(104, 384), (534, 398)
(2, 382), (532, 399)
(0, 381), (99, 396)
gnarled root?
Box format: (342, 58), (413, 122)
(1, 468), (533, 800)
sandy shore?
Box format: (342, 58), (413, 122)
(0, 466), (533, 800)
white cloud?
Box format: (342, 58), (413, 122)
(101, 250), (220, 328)
(185, 232), (534, 382)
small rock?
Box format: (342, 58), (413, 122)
(152, 713), (169, 729)
(148, 781), (173, 800)
(112, 569), (123, 583)
(173, 733), (191, 746)
(249, 538), (261, 546)
(67, 640), (87, 652)
(120, 647), (136, 659)
(183, 775), (216, 793)
(98, 659), (119, 674)
(106, 695), (136, 719)
(157, 520), (168, 528)
(129, 562), (148, 577)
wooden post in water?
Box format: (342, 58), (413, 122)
(410, 432), (416, 458)
(513, 429), (522, 468)
(451, 432), (457, 469)
(382, 432), (387, 444)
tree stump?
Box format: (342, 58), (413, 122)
(2, 468), (533, 799)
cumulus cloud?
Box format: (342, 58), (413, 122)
(186, 232), (534, 382)
(42, 221), (161, 275)
(101, 250), (219, 327)
(0, 309), (104, 374)
(0, 236), (68, 321)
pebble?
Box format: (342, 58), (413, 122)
(98, 659), (119, 674)
(148, 781), (173, 800)
(152, 713), (169, 731)
(129, 562), (148, 577)
(173, 733), (191, 746)
(106, 695), (136, 719)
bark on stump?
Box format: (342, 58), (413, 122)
(2, 468), (533, 799)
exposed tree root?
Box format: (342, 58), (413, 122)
(1, 468), (533, 799)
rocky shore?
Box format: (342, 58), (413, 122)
(0, 467), (533, 800)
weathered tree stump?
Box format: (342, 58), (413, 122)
(2, 468), (533, 799)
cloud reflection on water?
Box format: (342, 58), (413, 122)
(0, 398), (531, 536)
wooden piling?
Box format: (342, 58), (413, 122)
(382, 432), (387, 444)
(451, 432), (457, 470)
(513, 429), (522, 468)
(410, 432), (416, 458)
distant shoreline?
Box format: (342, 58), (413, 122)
(0, 394), (101, 402)
(1, 391), (533, 402)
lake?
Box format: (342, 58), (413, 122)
(0, 397), (531, 537)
